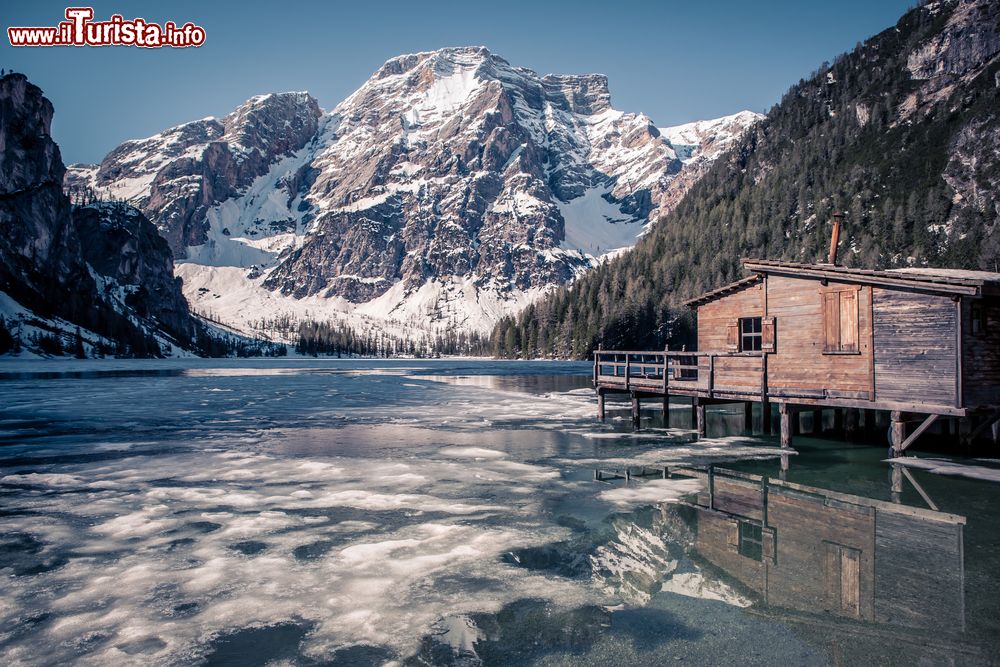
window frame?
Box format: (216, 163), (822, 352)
(738, 520), (763, 561)
(739, 316), (763, 352)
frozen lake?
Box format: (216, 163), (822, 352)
(1, 358), (998, 665)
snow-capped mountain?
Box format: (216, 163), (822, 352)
(67, 47), (760, 339)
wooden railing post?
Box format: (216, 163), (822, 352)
(625, 355), (631, 391)
(662, 347), (669, 395)
(708, 354), (715, 397)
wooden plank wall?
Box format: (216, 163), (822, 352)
(873, 289), (957, 406)
(765, 276), (874, 399)
(765, 490), (876, 621)
(962, 296), (1000, 409)
(693, 508), (765, 593)
(873, 511), (964, 629)
(696, 283), (763, 352)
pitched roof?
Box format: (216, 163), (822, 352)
(741, 259), (999, 297)
(684, 259), (1000, 308)
(683, 274), (762, 307)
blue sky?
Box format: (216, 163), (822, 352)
(1, 0), (915, 164)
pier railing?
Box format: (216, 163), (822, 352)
(593, 350), (766, 398)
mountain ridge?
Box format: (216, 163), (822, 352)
(489, 0), (1000, 358)
(66, 46), (761, 342)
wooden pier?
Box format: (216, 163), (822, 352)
(593, 254), (1000, 454)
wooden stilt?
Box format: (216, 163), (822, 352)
(890, 410), (907, 456)
(744, 402), (754, 433)
(844, 408), (859, 441)
(690, 397), (698, 429)
(833, 408), (844, 434)
(863, 409), (877, 435)
(631, 394), (641, 431)
(779, 403), (793, 449)
(662, 396), (670, 427)
(762, 400), (772, 435)
(890, 463), (903, 503)
(812, 409), (824, 434)
(597, 388), (606, 422)
(959, 416), (972, 446)
(695, 399), (706, 438)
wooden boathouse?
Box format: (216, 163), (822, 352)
(593, 236), (1000, 454)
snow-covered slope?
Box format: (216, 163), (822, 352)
(67, 47), (760, 340)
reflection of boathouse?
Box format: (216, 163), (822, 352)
(683, 468), (966, 631)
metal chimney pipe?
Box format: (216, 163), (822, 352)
(828, 212), (843, 265)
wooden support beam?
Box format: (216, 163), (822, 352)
(597, 389), (606, 422)
(779, 403), (793, 449)
(833, 408), (844, 434)
(690, 397), (698, 429)
(760, 352), (770, 434)
(695, 399), (706, 438)
(812, 409), (824, 434)
(890, 410), (907, 456)
(895, 413), (939, 454)
(631, 393), (641, 432)
(844, 409), (860, 440)
(891, 464), (903, 503)
(662, 396), (670, 427)
(964, 409), (1000, 444)
(863, 409), (877, 435)
(744, 402), (754, 432)
(899, 466), (939, 511)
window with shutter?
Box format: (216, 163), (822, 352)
(822, 287), (860, 354)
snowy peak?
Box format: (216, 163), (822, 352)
(660, 110), (763, 164)
(66, 48), (760, 340)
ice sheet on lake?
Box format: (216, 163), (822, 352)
(0, 359), (793, 664)
(888, 456), (1000, 484)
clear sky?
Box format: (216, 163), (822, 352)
(1, 0), (916, 165)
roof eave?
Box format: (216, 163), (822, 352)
(742, 260), (982, 297)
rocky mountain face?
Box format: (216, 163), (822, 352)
(66, 92), (322, 257)
(67, 48), (759, 338)
(492, 0), (1000, 358)
(0, 73), (197, 356)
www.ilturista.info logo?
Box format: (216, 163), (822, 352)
(7, 7), (205, 48)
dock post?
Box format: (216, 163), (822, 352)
(631, 393), (641, 431)
(744, 402), (754, 433)
(812, 409), (824, 434)
(890, 410), (907, 456)
(844, 409), (859, 441)
(762, 400), (772, 434)
(779, 403), (793, 449)
(833, 408), (844, 435)
(597, 388), (606, 422)
(695, 399), (706, 438)
(662, 396), (670, 427)
(890, 463), (904, 503)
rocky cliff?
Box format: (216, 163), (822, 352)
(0, 73), (198, 356)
